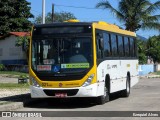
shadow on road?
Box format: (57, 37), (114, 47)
(0, 93), (30, 103)
(0, 92), (123, 109)
(26, 92), (123, 109)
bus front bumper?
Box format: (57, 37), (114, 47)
(30, 83), (98, 98)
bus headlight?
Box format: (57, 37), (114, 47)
(82, 74), (94, 87)
(30, 76), (40, 87)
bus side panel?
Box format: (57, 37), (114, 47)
(96, 59), (139, 95)
(120, 60), (139, 88)
(97, 60), (124, 95)
(130, 76), (139, 87)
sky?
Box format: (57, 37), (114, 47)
(27, 0), (160, 38)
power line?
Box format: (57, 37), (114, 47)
(31, 10), (41, 14)
(30, 3), (107, 18)
(54, 4), (103, 10)
(30, 3), (105, 15)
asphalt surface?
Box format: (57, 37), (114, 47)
(17, 77), (160, 111)
(1, 77), (160, 120)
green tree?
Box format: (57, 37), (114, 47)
(137, 39), (147, 64)
(34, 11), (76, 24)
(96, 0), (160, 32)
(146, 35), (160, 63)
(0, 0), (34, 36)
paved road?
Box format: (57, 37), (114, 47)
(6, 78), (160, 119)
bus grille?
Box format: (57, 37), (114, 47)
(43, 89), (79, 96)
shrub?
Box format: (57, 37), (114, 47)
(0, 64), (5, 71)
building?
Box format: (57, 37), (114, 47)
(0, 32), (29, 66)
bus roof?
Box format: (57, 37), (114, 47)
(33, 22), (92, 27)
(92, 21), (136, 37)
(34, 20), (136, 37)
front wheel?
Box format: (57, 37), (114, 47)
(96, 85), (109, 105)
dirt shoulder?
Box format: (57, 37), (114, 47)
(0, 74), (30, 103)
(0, 75), (18, 83)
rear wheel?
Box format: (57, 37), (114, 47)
(121, 75), (130, 97)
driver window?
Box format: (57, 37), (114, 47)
(96, 31), (104, 59)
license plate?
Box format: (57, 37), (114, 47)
(55, 93), (67, 98)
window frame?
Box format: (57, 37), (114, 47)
(95, 29), (137, 59)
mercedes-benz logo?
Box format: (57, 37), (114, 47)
(59, 83), (63, 87)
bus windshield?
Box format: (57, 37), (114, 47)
(31, 37), (93, 74)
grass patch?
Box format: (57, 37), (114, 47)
(0, 71), (28, 78)
(0, 101), (12, 105)
(153, 71), (160, 75)
(0, 83), (29, 89)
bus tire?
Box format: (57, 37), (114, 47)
(96, 81), (109, 105)
(121, 75), (130, 97)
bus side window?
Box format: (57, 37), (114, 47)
(124, 37), (130, 57)
(103, 32), (111, 57)
(134, 38), (138, 57)
(118, 35), (124, 57)
(130, 37), (135, 57)
(96, 32), (104, 59)
(111, 34), (117, 57)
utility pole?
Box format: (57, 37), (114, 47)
(42, 0), (45, 24)
(52, 3), (54, 22)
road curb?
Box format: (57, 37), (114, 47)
(139, 75), (160, 79)
(147, 75), (160, 78)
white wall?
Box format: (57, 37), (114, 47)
(156, 64), (160, 71)
(0, 35), (26, 61)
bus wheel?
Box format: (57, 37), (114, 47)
(96, 84), (109, 105)
(121, 75), (130, 97)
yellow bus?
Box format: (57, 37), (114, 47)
(29, 20), (138, 104)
